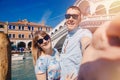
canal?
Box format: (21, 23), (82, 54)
(12, 59), (36, 80)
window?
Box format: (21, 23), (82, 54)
(18, 34), (24, 38)
(8, 25), (12, 29)
(13, 34), (15, 38)
(51, 32), (54, 35)
(28, 26), (31, 30)
(13, 26), (15, 29)
(29, 34), (32, 38)
(18, 25), (24, 30)
(18, 34), (21, 38)
(0, 25), (4, 28)
(55, 29), (57, 32)
(39, 27), (42, 30)
(19, 26), (21, 30)
(8, 34), (11, 38)
(59, 26), (63, 29)
(29, 34), (31, 38)
(32, 26), (34, 31)
(28, 26), (34, 31)
(8, 34), (15, 38)
(22, 26), (24, 30)
(8, 25), (16, 29)
(22, 34), (24, 38)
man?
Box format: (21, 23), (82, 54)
(77, 14), (120, 80)
(60, 6), (92, 80)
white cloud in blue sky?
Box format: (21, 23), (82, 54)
(0, 0), (75, 27)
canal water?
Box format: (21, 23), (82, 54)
(12, 59), (36, 80)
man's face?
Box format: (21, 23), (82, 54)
(65, 8), (81, 31)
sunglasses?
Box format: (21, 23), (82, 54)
(37, 35), (50, 44)
(65, 14), (79, 19)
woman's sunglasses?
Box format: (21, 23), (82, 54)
(37, 35), (50, 44)
(65, 14), (79, 20)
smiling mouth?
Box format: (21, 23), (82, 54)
(42, 41), (49, 46)
(67, 22), (75, 25)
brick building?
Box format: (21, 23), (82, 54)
(0, 19), (52, 51)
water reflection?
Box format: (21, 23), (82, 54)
(12, 59), (36, 80)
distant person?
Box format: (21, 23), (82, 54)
(32, 31), (61, 80)
(60, 6), (92, 80)
(21, 47), (24, 53)
(77, 14), (120, 80)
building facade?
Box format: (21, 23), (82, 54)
(0, 19), (52, 51)
(76, 0), (120, 32)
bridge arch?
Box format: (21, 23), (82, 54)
(95, 4), (106, 15)
(78, 0), (90, 16)
(54, 34), (66, 52)
(109, 1), (120, 14)
(17, 42), (26, 51)
(52, 27), (67, 48)
(28, 41), (32, 49)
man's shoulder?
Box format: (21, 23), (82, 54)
(77, 27), (92, 38)
(77, 27), (91, 33)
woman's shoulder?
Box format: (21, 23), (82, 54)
(37, 55), (48, 63)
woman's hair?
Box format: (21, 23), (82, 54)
(32, 30), (50, 65)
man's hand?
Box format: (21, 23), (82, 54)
(78, 14), (120, 80)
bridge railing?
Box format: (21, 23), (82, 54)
(51, 26), (67, 41)
(81, 14), (115, 22)
(79, 14), (115, 32)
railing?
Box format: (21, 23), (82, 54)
(81, 14), (115, 22)
(80, 14), (115, 27)
(51, 26), (67, 41)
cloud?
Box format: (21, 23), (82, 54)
(48, 14), (64, 21)
(38, 9), (52, 24)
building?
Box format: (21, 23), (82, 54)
(75, 0), (120, 32)
(0, 19), (52, 52)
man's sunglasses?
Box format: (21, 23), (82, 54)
(65, 14), (79, 19)
(37, 35), (50, 44)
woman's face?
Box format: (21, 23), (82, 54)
(37, 34), (52, 51)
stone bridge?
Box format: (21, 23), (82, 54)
(49, 0), (119, 51)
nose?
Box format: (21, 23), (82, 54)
(43, 39), (48, 44)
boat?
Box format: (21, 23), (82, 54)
(12, 51), (33, 60)
(12, 54), (24, 60)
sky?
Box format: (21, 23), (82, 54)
(0, 0), (76, 28)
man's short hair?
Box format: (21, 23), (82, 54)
(67, 6), (81, 14)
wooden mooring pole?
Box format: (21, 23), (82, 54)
(0, 32), (11, 80)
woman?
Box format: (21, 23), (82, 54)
(32, 31), (60, 80)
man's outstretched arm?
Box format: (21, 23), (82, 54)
(78, 14), (120, 80)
